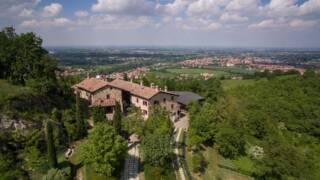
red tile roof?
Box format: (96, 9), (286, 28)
(108, 79), (159, 99)
(73, 78), (108, 93)
(91, 98), (116, 107)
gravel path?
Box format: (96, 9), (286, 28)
(175, 128), (186, 180)
(121, 143), (140, 180)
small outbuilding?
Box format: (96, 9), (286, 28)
(169, 91), (204, 111)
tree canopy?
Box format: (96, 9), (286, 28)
(79, 123), (127, 176)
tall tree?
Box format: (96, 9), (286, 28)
(79, 123), (127, 176)
(76, 92), (86, 139)
(91, 106), (106, 124)
(45, 120), (57, 168)
(113, 101), (122, 134)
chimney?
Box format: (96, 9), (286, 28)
(140, 80), (143, 86)
(164, 86), (168, 92)
(150, 83), (154, 88)
(155, 85), (159, 91)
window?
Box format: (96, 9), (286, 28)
(136, 97), (139, 103)
(163, 98), (166, 103)
(106, 94), (110, 99)
(171, 96), (174, 101)
(171, 104), (174, 109)
(154, 100), (159, 105)
(143, 110), (148, 115)
(143, 101), (148, 106)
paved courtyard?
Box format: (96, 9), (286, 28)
(121, 143), (140, 180)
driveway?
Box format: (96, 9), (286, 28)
(174, 113), (189, 130)
(121, 143), (140, 180)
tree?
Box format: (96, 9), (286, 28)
(62, 109), (77, 143)
(91, 106), (106, 124)
(79, 123), (127, 176)
(141, 133), (172, 166)
(0, 152), (23, 179)
(145, 105), (172, 136)
(215, 127), (245, 159)
(187, 103), (217, 149)
(122, 107), (145, 136)
(45, 120), (57, 168)
(23, 146), (46, 172)
(42, 168), (69, 180)
(113, 101), (122, 134)
(76, 92), (86, 139)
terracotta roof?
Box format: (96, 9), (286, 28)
(108, 79), (160, 99)
(73, 78), (108, 93)
(91, 98), (116, 107)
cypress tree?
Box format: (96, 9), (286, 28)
(76, 92), (86, 139)
(113, 101), (122, 134)
(46, 120), (57, 168)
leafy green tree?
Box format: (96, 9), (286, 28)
(145, 105), (172, 136)
(0, 152), (23, 179)
(76, 92), (86, 139)
(255, 137), (314, 179)
(45, 120), (57, 168)
(215, 127), (245, 158)
(141, 133), (172, 166)
(122, 107), (145, 136)
(113, 101), (122, 134)
(79, 123), (127, 176)
(23, 146), (46, 172)
(187, 103), (217, 149)
(51, 108), (61, 122)
(62, 109), (77, 143)
(91, 106), (106, 124)
(42, 168), (69, 180)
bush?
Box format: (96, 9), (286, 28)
(215, 127), (245, 158)
(191, 152), (205, 173)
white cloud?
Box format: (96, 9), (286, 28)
(42, 3), (62, 17)
(75, 10), (89, 17)
(0, 0), (40, 18)
(156, 0), (190, 15)
(19, 8), (34, 17)
(21, 19), (38, 28)
(249, 19), (283, 29)
(226, 0), (259, 12)
(187, 0), (229, 17)
(91, 0), (155, 15)
(175, 17), (221, 31)
(264, 0), (298, 17)
(21, 17), (72, 28)
(289, 19), (318, 28)
(299, 0), (320, 15)
(220, 13), (248, 23)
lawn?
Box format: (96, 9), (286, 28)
(186, 146), (253, 180)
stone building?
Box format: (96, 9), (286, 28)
(73, 78), (181, 120)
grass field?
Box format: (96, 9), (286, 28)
(186, 146), (253, 180)
(151, 68), (231, 78)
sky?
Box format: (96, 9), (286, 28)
(0, 0), (320, 48)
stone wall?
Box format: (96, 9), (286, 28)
(0, 115), (39, 131)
